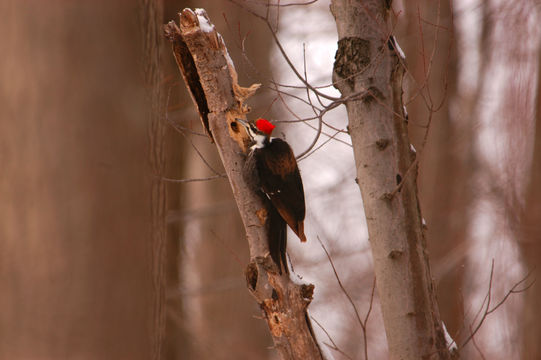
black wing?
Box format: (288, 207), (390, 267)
(255, 138), (306, 241)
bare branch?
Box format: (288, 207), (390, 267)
(311, 316), (354, 360)
(267, 0), (320, 7)
(469, 324), (487, 360)
(317, 237), (362, 323)
(298, 129), (345, 161)
(161, 175), (226, 183)
(364, 277), (376, 327)
(461, 260), (535, 349)
(229, 0), (340, 102)
(317, 236), (373, 360)
(486, 269), (535, 316)
(164, 83), (224, 177)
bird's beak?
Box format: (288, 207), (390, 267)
(235, 118), (255, 141)
(235, 118), (248, 127)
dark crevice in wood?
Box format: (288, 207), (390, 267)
(246, 262), (258, 291)
(164, 21), (212, 141)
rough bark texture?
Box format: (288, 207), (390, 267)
(330, 1), (452, 359)
(164, 9), (323, 360)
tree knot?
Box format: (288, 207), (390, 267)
(376, 138), (390, 150)
(333, 37), (370, 91)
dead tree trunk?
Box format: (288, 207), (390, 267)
(330, 1), (453, 359)
(164, 9), (324, 360)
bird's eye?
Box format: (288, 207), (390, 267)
(230, 121), (239, 132)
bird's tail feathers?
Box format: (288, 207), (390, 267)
(268, 205), (289, 275)
(296, 221), (307, 242)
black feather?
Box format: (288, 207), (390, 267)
(243, 135), (305, 274)
(255, 138), (305, 239)
(244, 150), (289, 274)
(268, 202), (288, 274)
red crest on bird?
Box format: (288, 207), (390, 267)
(256, 118), (275, 135)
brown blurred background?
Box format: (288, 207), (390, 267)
(0, 0), (275, 359)
(1, 1), (152, 359)
(1, 0), (540, 359)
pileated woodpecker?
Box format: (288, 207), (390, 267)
(237, 118), (306, 274)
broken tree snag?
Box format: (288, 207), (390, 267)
(247, 260), (323, 359)
(164, 9), (324, 360)
(164, 8), (260, 144)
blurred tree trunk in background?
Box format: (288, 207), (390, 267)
(160, 2), (193, 359)
(519, 42), (541, 360)
(400, 0), (470, 339)
(140, 1), (168, 359)
(167, 1), (275, 359)
(0, 1), (152, 359)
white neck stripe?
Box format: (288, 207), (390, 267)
(251, 133), (266, 150)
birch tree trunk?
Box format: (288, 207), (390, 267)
(330, 1), (452, 358)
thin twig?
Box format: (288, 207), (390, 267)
(165, 101), (223, 176)
(463, 260), (494, 347)
(461, 260), (535, 349)
(267, 0), (319, 7)
(270, 81), (324, 111)
(317, 236), (372, 360)
(298, 129), (345, 161)
(228, 0), (339, 102)
(271, 83), (352, 150)
(311, 316), (354, 360)
(161, 174), (226, 183)
(166, 116), (209, 137)
(469, 324), (487, 360)
(318, 237), (363, 325)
